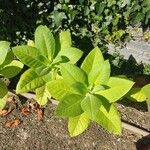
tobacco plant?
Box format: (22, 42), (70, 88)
(13, 25), (83, 106)
(126, 83), (150, 110)
(47, 47), (134, 137)
(0, 41), (23, 110)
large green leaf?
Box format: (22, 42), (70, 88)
(0, 80), (8, 110)
(96, 77), (134, 103)
(81, 94), (102, 120)
(142, 84), (150, 99)
(81, 47), (104, 85)
(95, 103), (122, 135)
(56, 47), (83, 64)
(59, 30), (72, 50)
(47, 79), (72, 100)
(0, 41), (10, 65)
(94, 60), (110, 85)
(71, 82), (88, 95)
(81, 47), (104, 74)
(68, 112), (90, 137)
(60, 63), (88, 86)
(13, 46), (47, 68)
(0, 60), (23, 78)
(16, 69), (46, 93)
(0, 51), (14, 67)
(36, 85), (50, 106)
(35, 25), (55, 61)
(0, 95), (8, 110)
(0, 80), (8, 98)
(126, 88), (147, 102)
(55, 94), (84, 117)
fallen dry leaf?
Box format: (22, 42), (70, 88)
(21, 107), (31, 116)
(36, 108), (44, 121)
(5, 119), (21, 128)
(0, 107), (13, 116)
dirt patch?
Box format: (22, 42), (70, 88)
(0, 98), (146, 150)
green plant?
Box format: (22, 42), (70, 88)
(0, 41), (23, 110)
(126, 83), (150, 110)
(13, 25), (83, 106)
(47, 47), (134, 137)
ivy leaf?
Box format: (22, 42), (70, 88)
(16, 69), (46, 94)
(81, 94), (102, 120)
(0, 95), (7, 110)
(96, 77), (134, 103)
(60, 63), (88, 86)
(0, 41), (10, 65)
(13, 46), (47, 68)
(35, 25), (55, 61)
(95, 102), (122, 135)
(68, 112), (90, 137)
(36, 85), (50, 106)
(0, 60), (23, 78)
(47, 79), (72, 101)
(55, 94), (84, 117)
(81, 47), (104, 85)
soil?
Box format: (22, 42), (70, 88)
(0, 94), (150, 150)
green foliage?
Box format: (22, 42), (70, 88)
(0, 1), (149, 46)
(51, 47), (134, 136)
(0, 41), (23, 110)
(13, 25), (83, 106)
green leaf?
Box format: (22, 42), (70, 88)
(35, 25), (55, 61)
(95, 102), (122, 135)
(0, 80), (8, 109)
(68, 112), (90, 137)
(96, 77), (134, 103)
(16, 69), (46, 93)
(0, 80), (8, 98)
(0, 95), (7, 110)
(59, 30), (72, 50)
(55, 94), (84, 117)
(36, 85), (50, 106)
(0, 41), (10, 65)
(71, 82), (88, 95)
(81, 47), (104, 85)
(95, 60), (110, 85)
(81, 94), (102, 120)
(0, 51), (14, 67)
(142, 84), (150, 99)
(126, 88), (147, 102)
(0, 60), (23, 78)
(57, 47), (83, 64)
(47, 79), (72, 100)
(60, 63), (88, 86)
(81, 47), (104, 75)
(13, 46), (47, 68)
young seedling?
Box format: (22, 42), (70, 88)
(0, 41), (23, 110)
(13, 25), (83, 106)
(47, 47), (134, 137)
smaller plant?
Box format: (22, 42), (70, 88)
(47, 47), (134, 137)
(13, 25), (83, 106)
(126, 84), (150, 110)
(0, 41), (23, 110)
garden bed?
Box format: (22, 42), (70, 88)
(0, 94), (149, 150)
